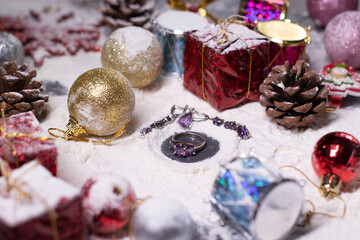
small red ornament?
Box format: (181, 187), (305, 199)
(81, 173), (136, 234)
(312, 132), (360, 198)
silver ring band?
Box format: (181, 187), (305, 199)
(170, 132), (206, 157)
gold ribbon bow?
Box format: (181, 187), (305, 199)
(201, 15), (268, 101)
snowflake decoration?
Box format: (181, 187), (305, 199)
(0, 8), (101, 66)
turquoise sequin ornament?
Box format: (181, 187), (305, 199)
(211, 151), (304, 240)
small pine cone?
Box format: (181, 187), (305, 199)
(259, 60), (329, 128)
(100, 0), (156, 30)
(0, 62), (49, 118)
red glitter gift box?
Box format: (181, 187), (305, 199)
(0, 161), (86, 240)
(184, 23), (270, 110)
(0, 112), (57, 176)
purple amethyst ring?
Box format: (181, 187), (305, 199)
(170, 132), (206, 157)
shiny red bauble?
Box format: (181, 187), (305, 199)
(312, 132), (360, 183)
(81, 173), (136, 234)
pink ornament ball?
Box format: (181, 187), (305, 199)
(324, 11), (360, 69)
(81, 173), (136, 234)
(307, 0), (358, 27)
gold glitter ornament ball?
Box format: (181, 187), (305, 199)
(68, 68), (135, 136)
(101, 26), (163, 88)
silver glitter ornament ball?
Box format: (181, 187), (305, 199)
(131, 197), (193, 240)
(324, 11), (360, 69)
(101, 26), (163, 88)
(0, 32), (25, 65)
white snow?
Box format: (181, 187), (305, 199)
(2, 1), (360, 240)
(110, 27), (155, 59)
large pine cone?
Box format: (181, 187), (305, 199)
(101, 0), (156, 30)
(0, 62), (48, 117)
(259, 60), (329, 128)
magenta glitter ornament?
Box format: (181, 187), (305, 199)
(324, 11), (360, 69)
(307, 0), (358, 27)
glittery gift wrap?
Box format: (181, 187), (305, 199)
(211, 153), (303, 240)
(184, 24), (270, 110)
(0, 112), (57, 176)
(0, 162), (86, 240)
(239, 0), (288, 23)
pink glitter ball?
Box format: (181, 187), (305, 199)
(307, 0), (358, 27)
(324, 11), (360, 69)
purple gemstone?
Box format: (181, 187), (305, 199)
(169, 140), (177, 150)
(237, 125), (249, 139)
(224, 121), (236, 130)
(178, 111), (193, 128)
(154, 120), (163, 128)
(213, 117), (224, 126)
(186, 145), (195, 157)
(140, 127), (151, 135)
(174, 143), (186, 157)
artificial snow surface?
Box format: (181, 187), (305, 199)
(2, 0), (360, 240)
(110, 27), (154, 59)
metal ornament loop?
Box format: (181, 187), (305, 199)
(192, 112), (210, 122)
(170, 104), (188, 117)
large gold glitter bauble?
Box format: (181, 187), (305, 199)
(101, 26), (163, 88)
(67, 68), (135, 136)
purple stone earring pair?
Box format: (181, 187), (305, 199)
(140, 105), (250, 140)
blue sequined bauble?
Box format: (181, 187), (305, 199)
(0, 32), (24, 65)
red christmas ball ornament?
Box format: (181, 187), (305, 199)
(312, 132), (360, 198)
(81, 173), (136, 234)
(307, 0), (358, 27)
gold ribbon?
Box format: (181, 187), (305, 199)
(201, 15), (267, 101)
(48, 118), (130, 144)
(280, 165), (346, 224)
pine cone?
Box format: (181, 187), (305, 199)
(101, 0), (156, 30)
(259, 60), (329, 128)
(0, 62), (49, 117)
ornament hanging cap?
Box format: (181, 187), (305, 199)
(319, 173), (342, 198)
(280, 165), (346, 225)
(48, 117), (130, 144)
